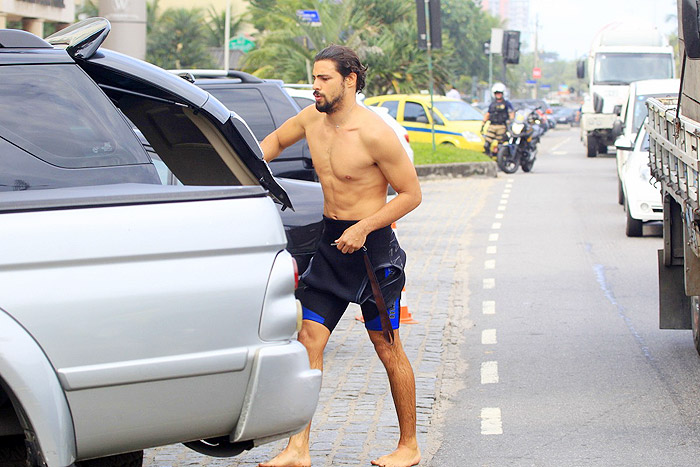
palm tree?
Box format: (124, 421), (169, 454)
(204, 5), (248, 48)
(147, 8), (216, 69)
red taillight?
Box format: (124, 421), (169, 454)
(404, 134), (410, 143)
(292, 258), (299, 290)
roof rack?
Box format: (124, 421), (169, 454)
(168, 69), (264, 83)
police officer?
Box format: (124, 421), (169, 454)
(481, 83), (514, 155)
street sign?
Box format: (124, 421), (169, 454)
(229, 35), (255, 53)
(526, 79), (536, 84)
(296, 9), (321, 26)
(532, 67), (542, 79)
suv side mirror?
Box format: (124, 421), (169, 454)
(576, 60), (586, 79)
(682, 0), (700, 59)
(614, 136), (634, 151)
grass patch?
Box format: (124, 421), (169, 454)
(411, 142), (491, 165)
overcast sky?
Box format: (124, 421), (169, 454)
(529, 0), (678, 60)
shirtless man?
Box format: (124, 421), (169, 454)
(258, 45), (422, 467)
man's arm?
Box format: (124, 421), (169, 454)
(259, 107), (309, 162)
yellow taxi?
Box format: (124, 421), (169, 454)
(363, 94), (484, 150)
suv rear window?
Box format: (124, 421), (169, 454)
(0, 64), (149, 168)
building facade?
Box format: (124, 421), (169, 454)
(0, 0), (75, 36)
(482, 0), (530, 35)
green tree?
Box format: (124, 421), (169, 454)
(440, 0), (501, 86)
(204, 5), (248, 48)
(242, 0), (366, 81)
(243, 0), (452, 94)
(75, 0), (98, 20)
(147, 8), (216, 69)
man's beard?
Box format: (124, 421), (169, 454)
(315, 87), (345, 114)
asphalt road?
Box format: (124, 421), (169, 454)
(429, 126), (700, 466)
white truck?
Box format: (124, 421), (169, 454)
(647, 0), (700, 354)
(577, 21), (675, 158)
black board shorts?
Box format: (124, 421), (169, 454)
(297, 217), (406, 333)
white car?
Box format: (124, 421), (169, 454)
(614, 78), (679, 205)
(283, 85), (414, 164)
(618, 119), (662, 237)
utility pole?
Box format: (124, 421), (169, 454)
(533, 15), (539, 99)
(424, 0), (436, 151)
(224, 0), (231, 70)
(417, 0), (441, 151)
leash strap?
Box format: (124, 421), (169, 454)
(361, 247), (395, 345)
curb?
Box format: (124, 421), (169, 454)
(416, 161), (498, 179)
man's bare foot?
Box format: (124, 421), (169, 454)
(258, 448), (311, 467)
(371, 445), (421, 467)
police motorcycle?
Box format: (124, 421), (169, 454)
(496, 107), (545, 174)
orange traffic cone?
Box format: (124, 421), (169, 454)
(399, 286), (418, 324)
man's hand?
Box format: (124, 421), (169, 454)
(334, 223), (371, 254)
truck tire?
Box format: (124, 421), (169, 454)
(586, 134), (597, 157)
(693, 296), (700, 356)
(75, 451), (143, 467)
(625, 203), (643, 237)
(618, 177), (624, 205)
(598, 142), (608, 154)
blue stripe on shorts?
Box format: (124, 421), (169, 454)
(302, 305), (326, 325)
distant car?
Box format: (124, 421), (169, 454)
(283, 85), (414, 164)
(511, 98), (556, 130)
(613, 78), (679, 205)
(551, 107), (578, 126)
(618, 119), (662, 237)
(363, 94), (484, 151)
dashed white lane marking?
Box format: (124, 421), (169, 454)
(484, 259), (496, 270)
(491, 222), (502, 229)
(497, 205), (507, 211)
(481, 361), (499, 384)
(483, 278), (495, 289)
(550, 137), (571, 153)
(482, 300), (495, 315)
(495, 213), (504, 219)
(499, 199), (508, 204)
(489, 233), (499, 242)
(482, 329), (497, 344)
(481, 408), (503, 435)
(487, 246), (497, 254)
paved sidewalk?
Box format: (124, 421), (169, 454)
(143, 177), (500, 467)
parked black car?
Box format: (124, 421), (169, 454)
(172, 70), (317, 183)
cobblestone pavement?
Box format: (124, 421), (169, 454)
(144, 177), (500, 466)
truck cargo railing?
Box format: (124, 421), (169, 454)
(646, 97), (700, 214)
